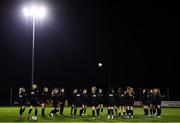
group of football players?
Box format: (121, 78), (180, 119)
(142, 88), (162, 118)
(18, 84), (161, 120)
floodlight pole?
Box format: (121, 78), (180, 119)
(31, 16), (36, 86)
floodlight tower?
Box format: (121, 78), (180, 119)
(23, 5), (46, 86)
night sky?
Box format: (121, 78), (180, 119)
(0, 0), (179, 104)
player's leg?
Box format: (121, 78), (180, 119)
(118, 106), (122, 117)
(130, 106), (133, 118)
(111, 106), (114, 119)
(126, 106), (130, 118)
(152, 105), (156, 116)
(83, 105), (87, 115)
(149, 104), (153, 116)
(19, 106), (23, 119)
(41, 103), (45, 116)
(28, 106), (33, 120)
(114, 105), (117, 116)
(34, 106), (38, 117)
(100, 104), (103, 113)
(73, 105), (77, 118)
(96, 105), (100, 118)
(107, 106), (111, 119)
(92, 106), (96, 119)
(157, 105), (161, 117)
(60, 103), (64, 115)
(143, 105), (148, 117)
(79, 105), (83, 117)
(71, 104), (74, 115)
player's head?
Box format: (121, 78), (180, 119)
(127, 86), (133, 94)
(44, 87), (48, 92)
(54, 88), (59, 94)
(143, 88), (146, 93)
(83, 89), (87, 94)
(153, 88), (158, 93)
(73, 89), (77, 94)
(61, 88), (65, 93)
(149, 89), (153, 93)
(19, 87), (23, 94)
(157, 88), (160, 94)
(99, 88), (102, 93)
(22, 88), (26, 92)
(118, 87), (123, 94)
(91, 86), (97, 93)
(32, 84), (37, 89)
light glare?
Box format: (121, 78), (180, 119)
(23, 5), (46, 18)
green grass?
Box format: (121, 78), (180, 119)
(0, 107), (180, 122)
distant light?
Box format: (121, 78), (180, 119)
(23, 5), (46, 18)
(98, 63), (103, 68)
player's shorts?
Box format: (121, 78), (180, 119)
(126, 99), (134, 106)
(107, 103), (114, 107)
(41, 99), (48, 104)
(30, 99), (39, 106)
(19, 101), (26, 106)
(53, 101), (59, 107)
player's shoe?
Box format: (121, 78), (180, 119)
(18, 115), (22, 120)
(111, 115), (114, 119)
(107, 115), (110, 119)
(92, 117), (95, 119)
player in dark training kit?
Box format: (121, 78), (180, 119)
(149, 89), (156, 116)
(98, 88), (104, 115)
(125, 86), (135, 118)
(59, 88), (66, 115)
(18, 87), (27, 119)
(142, 88), (150, 117)
(72, 88), (83, 118)
(90, 86), (100, 119)
(70, 89), (77, 116)
(82, 89), (88, 116)
(155, 88), (162, 118)
(107, 88), (115, 119)
(117, 87), (126, 118)
(41, 87), (49, 116)
(49, 88), (59, 117)
(28, 84), (39, 120)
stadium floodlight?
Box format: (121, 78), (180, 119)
(22, 5), (47, 86)
(23, 6), (46, 18)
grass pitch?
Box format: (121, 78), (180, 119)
(0, 107), (180, 122)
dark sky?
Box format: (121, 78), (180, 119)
(0, 0), (179, 102)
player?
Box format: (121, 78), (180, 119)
(155, 88), (162, 118)
(18, 87), (27, 119)
(114, 89), (118, 117)
(90, 86), (100, 119)
(28, 84), (39, 120)
(41, 87), (49, 116)
(70, 89), (77, 116)
(49, 88), (59, 117)
(72, 88), (83, 118)
(107, 88), (115, 119)
(142, 88), (150, 117)
(59, 88), (66, 115)
(125, 86), (134, 118)
(117, 87), (126, 118)
(149, 89), (156, 116)
(98, 88), (104, 115)
(82, 89), (88, 116)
